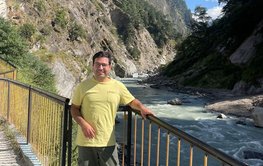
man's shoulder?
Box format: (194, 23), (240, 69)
(111, 78), (125, 86)
(77, 78), (94, 88)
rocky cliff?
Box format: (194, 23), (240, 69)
(2, 0), (191, 97)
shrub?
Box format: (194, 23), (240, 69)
(54, 8), (68, 29)
(19, 23), (36, 39)
(68, 22), (85, 41)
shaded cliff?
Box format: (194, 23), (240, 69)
(159, 0), (263, 95)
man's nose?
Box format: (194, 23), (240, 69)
(98, 65), (104, 69)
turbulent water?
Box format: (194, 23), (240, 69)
(118, 78), (263, 166)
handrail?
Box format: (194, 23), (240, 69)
(120, 106), (248, 166)
(0, 76), (249, 166)
(0, 56), (17, 69)
(147, 115), (247, 166)
(0, 78), (66, 104)
(0, 57), (17, 80)
(0, 78), (71, 166)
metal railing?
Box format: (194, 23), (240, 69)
(0, 57), (17, 80)
(0, 77), (248, 166)
(119, 106), (248, 166)
(0, 78), (71, 166)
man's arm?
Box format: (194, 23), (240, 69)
(128, 99), (154, 119)
(70, 104), (96, 139)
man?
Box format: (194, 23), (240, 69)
(70, 51), (153, 166)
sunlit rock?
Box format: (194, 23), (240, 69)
(167, 98), (182, 105)
(217, 113), (227, 119)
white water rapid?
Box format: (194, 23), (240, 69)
(118, 78), (263, 166)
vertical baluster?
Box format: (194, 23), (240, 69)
(204, 153), (208, 166)
(141, 119), (145, 166)
(122, 111), (126, 166)
(189, 144), (193, 166)
(156, 127), (160, 166)
(147, 122), (152, 166)
(166, 133), (170, 166)
(177, 138), (181, 166)
(134, 115), (137, 165)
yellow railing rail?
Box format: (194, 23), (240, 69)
(0, 78), (70, 166)
(0, 57), (17, 80)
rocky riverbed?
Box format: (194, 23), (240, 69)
(143, 76), (263, 119)
(173, 87), (262, 119)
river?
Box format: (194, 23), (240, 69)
(118, 78), (263, 166)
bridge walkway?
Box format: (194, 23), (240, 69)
(0, 126), (24, 166)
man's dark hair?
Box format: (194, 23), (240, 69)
(92, 51), (112, 65)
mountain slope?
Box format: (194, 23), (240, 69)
(161, 0), (263, 94)
(2, 0), (191, 97)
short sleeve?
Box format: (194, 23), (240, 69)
(71, 84), (82, 106)
(118, 82), (135, 105)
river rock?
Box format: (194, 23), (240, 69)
(217, 113), (227, 119)
(252, 107), (263, 127)
(243, 150), (263, 160)
(167, 98), (182, 105)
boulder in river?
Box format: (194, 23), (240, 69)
(243, 150), (263, 160)
(167, 98), (182, 105)
(252, 107), (263, 127)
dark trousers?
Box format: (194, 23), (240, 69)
(78, 145), (120, 166)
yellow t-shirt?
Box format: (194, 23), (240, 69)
(71, 77), (135, 147)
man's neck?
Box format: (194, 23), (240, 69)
(93, 75), (111, 82)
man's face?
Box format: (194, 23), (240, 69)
(93, 57), (111, 79)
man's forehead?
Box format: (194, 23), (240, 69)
(94, 57), (111, 64)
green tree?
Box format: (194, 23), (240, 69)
(0, 18), (27, 64)
(0, 18), (56, 92)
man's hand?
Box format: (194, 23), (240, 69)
(140, 107), (154, 119)
(70, 104), (96, 139)
(129, 99), (154, 119)
(81, 122), (96, 139)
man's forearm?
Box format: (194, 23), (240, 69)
(129, 99), (154, 119)
(70, 105), (88, 127)
(129, 99), (146, 111)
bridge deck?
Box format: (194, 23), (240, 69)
(0, 128), (23, 166)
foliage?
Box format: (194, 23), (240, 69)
(19, 23), (36, 39)
(0, 18), (56, 92)
(68, 22), (85, 42)
(163, 0), (263, 89)
(33, 0), (46, 14)
(193, 6), (211, 23)
(17, 54), (57, 92)
(40, 25), (52, 36)
(113, 0), (180, 48)
(54, 8), (68, 29)
(127, 46), (141, 60)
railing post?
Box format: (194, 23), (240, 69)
(27, 86), (32, 144)
(61, 98), (70, 166)
(7, 80), (10, 121)
(68, 105), (72, 166)
(127, 107), (132, 166)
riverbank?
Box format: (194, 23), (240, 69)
(142, 76), (263, 118)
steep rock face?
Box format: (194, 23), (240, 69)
(51, 59), (76, 97)
(0, 0), (7, 18)
(145, 0), (191, 36)
(4, 0), (189, 97)
(230, 21), (263, 65)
